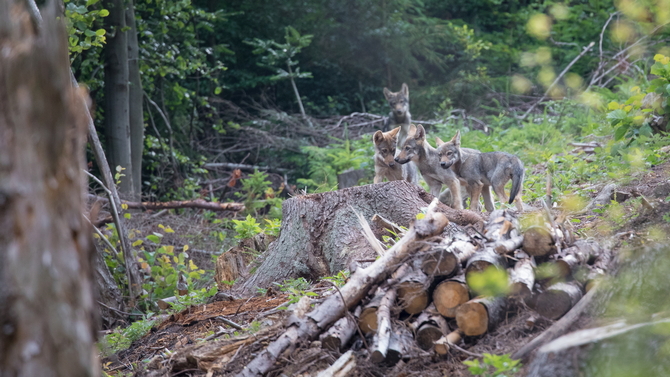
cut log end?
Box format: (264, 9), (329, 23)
(397, 282), (429, 315)
(455, 301), (488, 336)
(522, 226), (556, 257)
(535, 282), (584, 320)
(433, 281), (469, 318)
(416, 325), (444, 351)
(421, 249), (458, 277)
(358, 307), (378, 335)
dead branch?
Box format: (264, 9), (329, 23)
(90, 194), (244, 212)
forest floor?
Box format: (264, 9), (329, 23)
(103, 160), (670, 377)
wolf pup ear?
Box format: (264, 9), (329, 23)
(388, 127), (400, 138)
(415, 124), (426, 140)
(435, 137), (444, 146)
(451, 130), (461, 146)
(373, 130), (384, 144)
(401, 83), (409, 96)
(383, 87), (392, 100)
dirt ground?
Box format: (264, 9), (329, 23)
(103, 161), (670, 377)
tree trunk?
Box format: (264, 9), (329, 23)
(236, 181), (479, 294)
(103, 0), (134, 198)
(0, 4), (99, 375)
(126, 0), (143, 201)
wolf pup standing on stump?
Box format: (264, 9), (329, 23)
(372, 127), (419, 184)
(395, 124), (474, 209)
(436, 131), (525, 212)
(383, 83), (411, 146)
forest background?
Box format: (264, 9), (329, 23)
(62, 0), (670, 344)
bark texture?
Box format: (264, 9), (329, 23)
(125, 0), (143, 200)
(237, 181), (472, 293)
(103, 0), (134, 198)
(0, 4), (99, 375)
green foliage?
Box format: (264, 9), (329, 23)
(321, 270), (350, 288)
(296, 136), (372, 192)
(606, 54), (670, 142)
(231, 214), (263, 239)
(168, 286), (218, 312)
(466, 266), (510, 297)
(246, 26), (313, 83)
(104, 316), (156, 354)
(263, 218), (282, 237)
(235, 170), (283, 218)
(64, 0), (108, 57)
(274, 277), (317, 306)
(463, 353), (521, 377)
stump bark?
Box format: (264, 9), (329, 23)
(237, 180), (480, 293)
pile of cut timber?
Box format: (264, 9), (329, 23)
(235, 203), (610, 376)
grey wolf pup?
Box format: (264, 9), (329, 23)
(373, 127), (419, 184)
(395, 124), (477, 209)
(383, 83), (411, 148)
(436, 131), (524, 212)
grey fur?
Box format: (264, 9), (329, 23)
(395, 124), (478, 209)
(373, 127), (419, 184)
(436, 130), (525, 212)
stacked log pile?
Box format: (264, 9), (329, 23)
(233, 203), (608, 376)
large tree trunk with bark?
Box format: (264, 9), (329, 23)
(0, 4), (99, 375)
(126, 0), (143, 201)
(103, 0), (134, 198)
(237, 181), (482, 294)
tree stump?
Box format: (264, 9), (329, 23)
(237, 180), (482, 293)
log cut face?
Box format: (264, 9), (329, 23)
(238, 181), (456, 293)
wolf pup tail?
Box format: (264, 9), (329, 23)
(509, 159), (524, 204)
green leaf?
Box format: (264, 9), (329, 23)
(147, 234), (161, 244)
(98, 9), (109, 17)
(214, 86), (222, 95)
(614, 124), (630, 140)
(606, 109), (627, 121)
(95, 28), (106, 36)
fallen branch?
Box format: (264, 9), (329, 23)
(90, 194), (244, 212)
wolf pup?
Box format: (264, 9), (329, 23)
(395, 124), (470, 209)
(436, 130), (524, 212)
(373, 127), (419, 184)
(383, 83), (411, 147)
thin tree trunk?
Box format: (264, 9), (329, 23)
(287, 63), (307, 118)
(0, 3), (99, 375)
(103, 0), (134, 198)
(126, 0), (144, 201)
